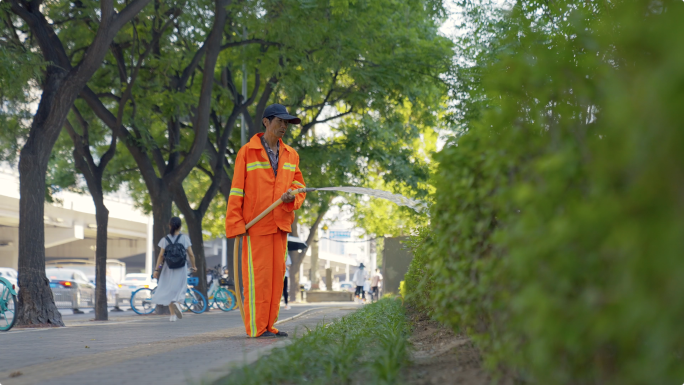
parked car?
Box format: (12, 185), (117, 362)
(299, 277), (311, 291)
(46, 259), (127, 284)
(87, 275), (119, 304)
(46, 268), (95, 308)
(117, 273), (156, 301)
(0, 268), (18, 290)
(337, 281), (355, 293)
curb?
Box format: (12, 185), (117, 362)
(273, 307), (325, 326)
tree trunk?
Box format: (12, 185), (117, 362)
(152, 188), (173, 315)
(288, 260), (299, 303)
(184, 213), (208, 298)
(9, 0), (155, 327)
(289, 206), (328, 302)
(166, 182), (213, 300)
(310, 231), (319, 282)
(94, 200), (109, 320)
(152, 187), (174, 256)
(66, 140), (113, 322)
(16, 141), (64, 326)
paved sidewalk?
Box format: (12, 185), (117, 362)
(0, 303), (359, 385)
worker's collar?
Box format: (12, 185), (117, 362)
(248, 133), (292, 153)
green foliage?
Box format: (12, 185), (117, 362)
(0, 19), (45, 163)
(405, 0), (684, 383)
(0, 0), (132, 198)
(275, 0), (452, 236)
(346, 101), (438, 237)
(209, 0), (452, 236)
(403, 226), (434, 314)
(219, 298), (410, 385)
(0, 0), (452, 242)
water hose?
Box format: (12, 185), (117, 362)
(232, 187), (317, 324)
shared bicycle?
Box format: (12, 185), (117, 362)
(130, 275), (207, 315)
(206, 265), (236, 312)
(130, 266), (238, 315)
(0, 277), (17, 331)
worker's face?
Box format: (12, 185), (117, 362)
(263, 117), (289, 139)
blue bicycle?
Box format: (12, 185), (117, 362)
(182, 277), (207, 314)
(0, 277), (17, 331)
(130, 276), (206, 315)
(207, 265), (236, 312)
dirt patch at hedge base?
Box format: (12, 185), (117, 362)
(405, 310), (512, 385)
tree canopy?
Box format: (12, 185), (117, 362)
(0, 0), (453, 306)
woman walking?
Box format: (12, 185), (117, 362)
(152, 217), (197, 321)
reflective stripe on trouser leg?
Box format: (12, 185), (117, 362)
(241, 231), (286, 337)
(273, 244), (289, 325)
(267, 231), (288, 333)
(242, 236), (258, 337)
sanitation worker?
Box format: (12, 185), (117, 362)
(225, 104), (307, 338)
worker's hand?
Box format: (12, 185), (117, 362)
(282, 189), (295, 203)
(153, 270), (160, 279)
(189, 266), (197, 273)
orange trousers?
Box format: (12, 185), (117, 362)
(241, 230), (287, 337)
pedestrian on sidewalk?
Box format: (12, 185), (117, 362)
(370, 268), (383, 302)
(363, 277), (371, 304)
(283, 253), (292, 310)
(152, 217), (198, 322)
(226, 103), (307, 338)
(352, 263), (367, 303)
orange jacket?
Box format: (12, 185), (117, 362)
(225, 133), (306, 238)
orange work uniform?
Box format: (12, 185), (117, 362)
(225, 133), (306, 337)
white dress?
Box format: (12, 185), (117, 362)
(352, 269), (366, 287)
(151, 233), (191, 306)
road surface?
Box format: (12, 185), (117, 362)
(0, 303), (358, 385)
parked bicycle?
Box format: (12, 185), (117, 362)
(183, 276), (207, 313)
(130, 275), (206, 315)
(206, 265), (236, 312)
(0, 276), (17, 331)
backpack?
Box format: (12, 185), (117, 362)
(164, 235), (187, 269)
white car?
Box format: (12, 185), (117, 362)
(0, 268), (18, 290)
(337, 281), (355, 293)
(117, 273), (156, 300)
(298, 277), (312, 291)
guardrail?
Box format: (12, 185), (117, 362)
(51, 288), (77, 308)
(50, 288), (123, 310)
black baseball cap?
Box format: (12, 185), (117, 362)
(262, 104), (301, 124)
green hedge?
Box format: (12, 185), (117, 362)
(406, 1), (684, 383)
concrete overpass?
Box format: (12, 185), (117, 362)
(0, 163), (234, 277)
(0, 163), (153, 274)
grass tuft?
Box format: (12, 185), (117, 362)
(217, 298), (410, 385)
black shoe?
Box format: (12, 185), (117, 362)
(275, 331), (288, 337)
(257, 331), (276, 338)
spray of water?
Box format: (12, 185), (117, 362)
(314, 186), (427, 213)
